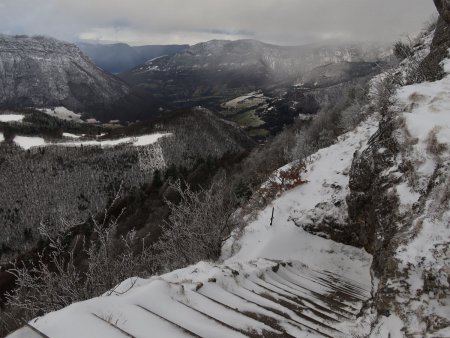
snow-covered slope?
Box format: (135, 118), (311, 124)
(7, 111), (380, 338)
(366, 53), (450, 337)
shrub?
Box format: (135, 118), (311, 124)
(259, 161), (307, 199)
(394, 41), (413, 60)
(155, 176), (238, 270)
(1, 191), (154, 335)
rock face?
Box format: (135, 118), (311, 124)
(346, 19), (450, 334)
(418, 17), (450, 81)
(346, 116), (402, 272)
(434, 0), (450, 23)
(120, 39), (390, 104)
(0, 34), (154, 121)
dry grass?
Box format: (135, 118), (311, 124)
(426, 127), (448, 156)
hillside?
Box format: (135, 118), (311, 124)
(7, 13), (450, 337)
(0, 108), (254, 264)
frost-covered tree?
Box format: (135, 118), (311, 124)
(155, 176), (238, 270)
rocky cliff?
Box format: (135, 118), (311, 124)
(346, 19), (450, 335)
(0, 35), (156, 122)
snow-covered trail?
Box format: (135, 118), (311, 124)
(10, 260), (372, 338)
(8, 116), (379, 338)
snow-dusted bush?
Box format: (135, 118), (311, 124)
(155, 176), (238, 270)
(0, 190), (154, 335)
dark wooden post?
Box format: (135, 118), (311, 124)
(270, 207), (275, 226)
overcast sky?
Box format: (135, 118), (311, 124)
(0, 0), (437, 46)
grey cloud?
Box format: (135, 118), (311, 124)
(0, 0), (437, 46)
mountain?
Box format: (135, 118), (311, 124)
(0, 34), (159, 122)
(78, 42), (189, 74)
(120, 39), (390, 106)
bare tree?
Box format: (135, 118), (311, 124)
(1, 189), (154, 335)
(155, 176), (238, 270)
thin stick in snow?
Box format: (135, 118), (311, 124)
(270, 207), (275, 226)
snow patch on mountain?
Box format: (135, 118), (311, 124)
(13, 136), (47, 150)
(62, 132), (83, 139)
(40, 107), (84, 123)
(13, 133), (172, 150)
(0, 114), (24, 123)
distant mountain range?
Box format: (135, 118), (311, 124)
(119, 39), (391, 106)
(77, 42), (189, 73)
(0, 35), (391, 124)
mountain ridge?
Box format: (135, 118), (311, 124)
(78, 41), (189, 73)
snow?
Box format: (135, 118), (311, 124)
(369, 314), (405, 338)
(0, 114), (24, 123)
(62, 132), (82, 139)
(12, 133), (172, 150)
(397, 213), (450, 270)
(133, 134), (170, 146)
(376, 47), (450, 335)
(394, 52), (450, 270)
(396, 52), (450, 153)
(13, 136), (47, 150)
(395, 182), (421, 206)
(224, 115), (379, 282)
(40, 107), (84, 123)
(0, 132), (4, 143)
